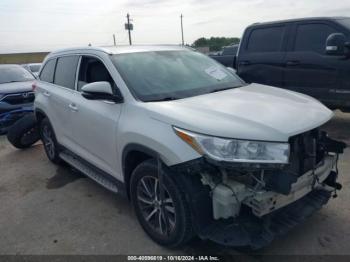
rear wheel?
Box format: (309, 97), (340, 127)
(40, 118), (61, 164)
(130, 159), (193, 247)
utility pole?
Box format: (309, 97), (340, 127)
(113, 34), (116, 46)
(126, 13), (133, 45)
(180, 14), (184, 46)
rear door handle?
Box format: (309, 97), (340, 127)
(239, 61), (251, 66)
(286, 61), (300, 66)
(69, 103), (78, 112)
(43, 91), (51, 97)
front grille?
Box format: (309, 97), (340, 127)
(0, 92), (35, 105)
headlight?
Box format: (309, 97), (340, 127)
(174, 127), (290, 164)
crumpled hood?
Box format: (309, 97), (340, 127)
(143, 83), (333, 142)
(0, 81), (34, 95)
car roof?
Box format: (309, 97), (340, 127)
(249, 16), (350, 27)
(48, 45), (189, 57)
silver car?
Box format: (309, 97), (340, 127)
(34, 45), (345, 249)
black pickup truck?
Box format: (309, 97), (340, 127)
(212, 17), (350, 112)
(209, 45), (238, 67)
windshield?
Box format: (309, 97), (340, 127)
(112, 50), (244, 102)
(338, 18), (350, 29)
(0, 65), (35, 84)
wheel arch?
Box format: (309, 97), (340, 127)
(122, 143), (160, 199)
(34, 108), (48, 125)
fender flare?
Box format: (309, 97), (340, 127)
(122, 143), (160, 173)
(34, 108), (48, 123)
(121, 143), (162, 197)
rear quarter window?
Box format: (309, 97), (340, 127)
(246, 26), (285, 53)
(39, 59), (56, 83)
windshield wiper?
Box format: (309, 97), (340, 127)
(3, 80), (23, 84)
(147, 97), (179, 102)
(209, 86), (237, 94)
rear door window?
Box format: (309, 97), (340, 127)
(40, 59), (56, 83)
(54, 56), (79, 89)
(247, 26), (285, 52)
(294, 23), (338, 54)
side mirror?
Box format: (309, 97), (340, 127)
(81, 81), (123, 103)
(326, 33), (346, 56)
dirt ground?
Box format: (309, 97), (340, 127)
(0, 111), (350, 258)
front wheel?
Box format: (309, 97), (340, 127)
(130, 159), (193, 247)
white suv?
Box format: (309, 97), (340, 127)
(34, 45), (344, 249)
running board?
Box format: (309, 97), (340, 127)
(59, 151), (119, 193)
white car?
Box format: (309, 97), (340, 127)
(22, 63), (41, 78)
(34, 45), (345, 249)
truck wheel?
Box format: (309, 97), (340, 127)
(40, 118), (61, 164)
(130, 159), (193, 247)
(7, 113), (40, 149)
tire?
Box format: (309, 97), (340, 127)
(7, 113), (40, 149)
(40, 118), (61, 164)
(130, 159), (193, 247)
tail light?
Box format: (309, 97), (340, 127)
(32, 81), (37, 91)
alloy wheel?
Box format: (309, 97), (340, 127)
(136, 176), (176, 236)
(42, 125), (55, 159)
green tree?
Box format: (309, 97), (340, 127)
(192, 37), (240, 51)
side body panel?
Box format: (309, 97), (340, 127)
(35, 78), (75, 148)
(69, 92), (122, 177)
(116, 103), (202, 181)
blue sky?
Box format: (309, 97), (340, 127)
(1, 0), (350, 53)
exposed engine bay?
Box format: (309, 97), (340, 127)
(200, 129), (345, 220)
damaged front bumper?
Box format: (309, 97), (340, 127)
(200, 188), (332, 249)
(245, 155), (336, 217)
(197, 155), (338, 249)
(169, 131), (345, 249)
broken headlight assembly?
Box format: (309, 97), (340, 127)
(174, 127), (290, 164)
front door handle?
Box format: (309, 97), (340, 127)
(43, 91), (51, 97)
(69, 103), (78, 112)
(286, 61), (300, 66)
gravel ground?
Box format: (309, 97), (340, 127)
(0, 111), (349, 259)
